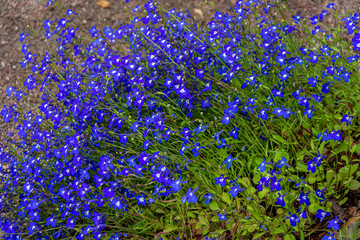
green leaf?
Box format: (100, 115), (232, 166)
(221, 192), (232, 204)
(259, 188), (270, 199)
(308, 203), (320, 213)
(339, 167), (350, 182)
(252, 232), (266, 239)
(211, 215), (219, 222)
(187, 211), (195, 218)
(308, 176), (317, 184)
(276, 208), (286, 215)
(348, 180), (360, 190)
(284, 233), (296, 240)
(296, 149), (306, 161)
(310, 140), (316, 152)
(335, 141), (350, 155)
(195, 222), (203, 230)
(274, 150), (289, 164)
(295, 161), (308, 172)
(198, 215), (209, 226)
(332, 46), (340, 52)
(351, 164), (359, 175)
(163, 226), (180, 233)
(326, 170), (335, 184)
(307, 173), (317, 184)
(350, 143), (357, 153)
(208, 1), (216, 8)
(300, 231), (305, 240)
(273, 135), (287, 145)
(339, 197), (348, 205)
(209, 201), (220, 211)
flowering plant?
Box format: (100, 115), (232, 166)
(1, 0), (360, 239)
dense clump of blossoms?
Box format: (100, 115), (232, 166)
(0, 0), (359, 239)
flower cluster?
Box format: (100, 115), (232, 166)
(0, 0), (359, 239)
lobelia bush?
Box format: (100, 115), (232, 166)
(0, 0), (360, 239)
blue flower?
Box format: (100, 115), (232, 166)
(66, 9), (77, 15)
(46, 216), (57, 228)
(316, 188), (326, 202)
(310, 15), (319, 25)
(46, 0), (54, 7)
(299, 192), (310, 205)
(203, 193), (216, 204)
(26, 222), (38, 236)
(285, 212), (300, 227)
(215, 174), (229, 187)
(222, 154), (237, 169)
(304, 105), (315, 118)
(229, 183), (244, 198)
(276, 157), (290, 169)
(275, 193), (286, 207)
(326, 3), (336, 10)
(218, 212), (227, 221)
(170, 177), (187, 193)
(19, 32), (29, 42)
(229, 127), (240, 139)
(322, 233), (336, 240)
(270, 177), (282, 191)
(258, 108), (269, 120)
(341, 112), (354, 125)
(66, 217), (76, 229)
(307, 160), (317, 173)
(257, 158), (272, 172)
(136, 193), (147, 206)
(316, 209), (330, 222)
(181, 187), (198, 203)
(327, 216), (342, 230)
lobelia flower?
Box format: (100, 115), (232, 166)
(258, 108), (269, 120)
(181, 187), (198, 203)
(19, 32), (29, 42)
(229, 127), (240, 139)
(285, 212), (300, 227)
(312, 25), (325, 35)
(215, 174), (229, 187)
(203, 193), (216, 204)
(46, 215), (57, 228)
(276, 193), (286, 207)
(257, 158), (272, 173)
(270, 177), (282, 192)
(341, 112), (355, 125)
(135, 193), (147, 206)
(327, 3), (336, 10)
(316, 188), (326, 202)
(66, 9), (77, 15)
(322, 233), (336, 240)
(316, 209), (331, 222)
(298, 207), (307, 219)
(229, 182), (244, 198)
(218, 138), (230, 148)
(299, 191), (311, 206)
(310, 15), (319, 25)
(26, 222), (38, 236)
(307, 159), (317, 173)
(218, 212), (227, 221)
(327, 216), (342, 230)
(170, 177), (187, 193)
(222, 154), (237, 169)
(276, 157), (290, 169)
